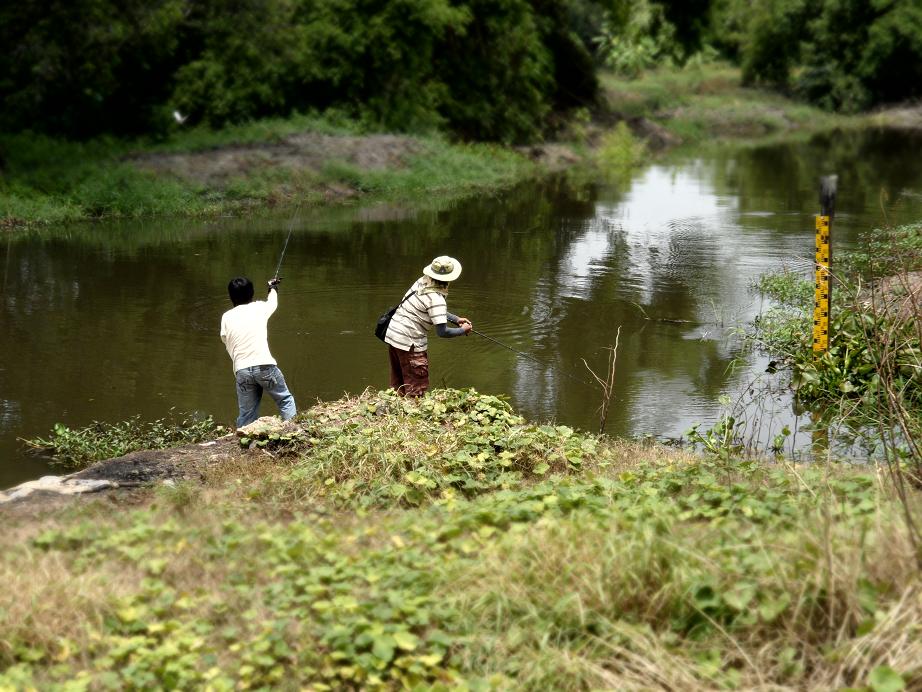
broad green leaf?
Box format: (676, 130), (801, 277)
(868, 666), (905, 692)
(393, 631), (418, 651)
(758, 593), (790, 622)
(372, 636), (395, 663)
(723, 583), (757, 611)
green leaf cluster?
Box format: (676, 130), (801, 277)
(594, 0), (680, 77)
(22, 411), (223, 470)
(292, 388), (611, 507)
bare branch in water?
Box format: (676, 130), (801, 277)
(582, 326), (621, 435)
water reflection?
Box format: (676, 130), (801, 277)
(2, 128), (922, 488)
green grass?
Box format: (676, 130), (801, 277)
(3, 388), (920, 689)
(0, 116), (536, 228)
(343, 141), (533, 196)
(144, 112), (366, 154)
(601, 62), (854, 145)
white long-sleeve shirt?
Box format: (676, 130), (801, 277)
(220, 289), (278, 373)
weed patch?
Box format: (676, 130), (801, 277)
(750, 224), (921, 411)
(3, 389), (920, 688)
(22, 411), (224, 470)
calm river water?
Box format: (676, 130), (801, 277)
(3, 128), (922, 488)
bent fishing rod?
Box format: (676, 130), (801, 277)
(470, 328), (597, 389)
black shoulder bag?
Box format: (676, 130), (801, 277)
(374, 291), (414, 342)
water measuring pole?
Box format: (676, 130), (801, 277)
(812, 176), (837, 359)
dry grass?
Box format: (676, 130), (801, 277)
(448, 500), (922, 690)
(0, 544), (141, 668)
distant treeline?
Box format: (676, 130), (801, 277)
(597, 0), (922, 114)
(0, 0), (603, 143)
(723, 0), (922, 112)
(2, 0), (920, 143)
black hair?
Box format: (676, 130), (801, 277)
(228, 277), (255, 306)
(433, 279), (450, 290)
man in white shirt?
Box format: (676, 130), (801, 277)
(220, 277), (297, 427)
(384, 256), (472, 396)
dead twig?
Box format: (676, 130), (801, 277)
(582, 327), (621, 435)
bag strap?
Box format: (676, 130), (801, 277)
(395, 288), (415, 309)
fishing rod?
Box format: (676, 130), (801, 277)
(471, 328), (597, 389)
(272, 202), (302, 281)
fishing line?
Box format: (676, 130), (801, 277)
(471, 328), (597, 389)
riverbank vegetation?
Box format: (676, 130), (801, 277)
(4, 62), (900, 230)
(3, 1), (919, 143)
(750, 222), (921, 565)
(0, 0), (598, 143)
(752, 222), (921, 435)
(600, 63), (852, 145)
(0, 122), (536, 228)
(22, 412), (223, 471)
(3, 388), (921, 688)
(4, 1), (921, 230)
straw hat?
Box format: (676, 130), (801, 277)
(423, 256), (462, 282)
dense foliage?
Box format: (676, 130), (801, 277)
(724, 0), (922, 111)
(0, 0), (599, 143)
(2, 388), (919, 688)
(595, 0), (922, 112)
(3, 0), (916, 146)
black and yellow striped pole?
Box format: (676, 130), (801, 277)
(813, 176), (837, 359)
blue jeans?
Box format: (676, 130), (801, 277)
(234, 364), (297, 428)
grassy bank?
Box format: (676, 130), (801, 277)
(5, 63), (908, 230)
(3, 388), (920, 689)
(601, 63), (859, 145)
(0, 114), (535, 229)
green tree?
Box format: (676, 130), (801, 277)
(658, 0), (714, 56)
(0, 0), (185, 136)
(0, 0), (600, 142)
(740, 0), (813, 89)
(435, 0), (552, 142)
(735, 0), (922, 111)
(170, 0), (302, 126)
(797, 0), (922, 111)
(594, 0), (679, 77)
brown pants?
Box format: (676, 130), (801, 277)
(388, 345), (429, 397)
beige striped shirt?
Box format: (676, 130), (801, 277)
(384, 278), (448, 351)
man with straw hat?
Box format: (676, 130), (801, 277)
(384, 256), (473, 396)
